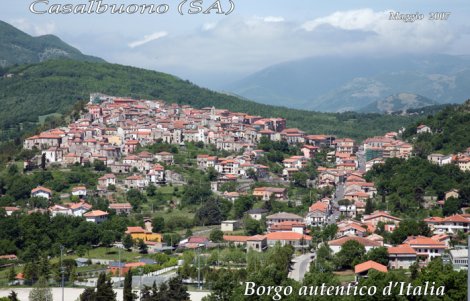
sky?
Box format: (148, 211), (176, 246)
(2, 0), (470, 88)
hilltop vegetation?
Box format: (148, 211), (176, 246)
(0, 60), (420, 142)
(0, 20), (103, 68)
(403, 100), (470, 155)
(365, 157), (470, 218)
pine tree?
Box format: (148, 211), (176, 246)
(365, 198), (374, 215)
(167, 277), (190, 301)
(123, 234), (134, 251)
(23, 262), (39, 284)
(138, 239), (148, 254)
(140, 281), (160, 301)
(38, 255), (50, 280)
(28, 277), (52, 301)
(95, 272), (116, 301)
(8, 266), (16, 282)
(123, 270), (136, 301)
(79, 288), (96, 301)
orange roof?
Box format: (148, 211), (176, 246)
(328, 236), (381, 247)
(109, 203), (132, 209)
(363, 211), (401, 222)
(125, 262), (146, 268)
(126, 226), (146, 234)
(354, 260), (387, 274)
(432, 234), (450, 242)
(99, 174), (116, 180)
(309, 201), (329, 212)
(84, 210), (108, 217)
(3, 207), (20, 211)
(265, 232), (311, 241)
(339, 223), (367, 233)
(248, 235), (266, 241)
(442, 214), (470, 223)
(423, 216), (444, 223)
(271, 221), (306, 231)
(387, 244), (417, 255)
(69, 202), (92, 210)
(125, 140), (139, 145)
(223, 235), (249, 242)
(31, 186), (52, 194)
(404, 236), (447, 248)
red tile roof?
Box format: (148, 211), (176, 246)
(31, 186), (52, 194)
(223, 235), (249, 242)
(354, 260), (388, 274)
(264, 232), (311, 241)
(309, 201), (329, 213)
(328, 236), (381, 247)
(387, 244), (417, 255)
(84, 210), (109, 217)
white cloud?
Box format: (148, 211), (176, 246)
(86, 9), (461, 87)
(263, 16), (285, 23)
(301, 9), (383, 32)
(128, 31), (168, 48)
(202, 22), (217, 31)
(11, 18), (56, 36)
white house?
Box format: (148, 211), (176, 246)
(98, 174), (116, 188)
(388, 244), (417, 270)
(328, 236), (381, 254)
(49, 204), (72, 217)
(72, 186), (87, 199)
(84, 210), (109, 223)
(31, 186), (52, 199)
(109, 203), (132, 215)
(403, 236), (447, 264)
(70, 201), (92, 217)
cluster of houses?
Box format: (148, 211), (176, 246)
(221, 205), (456, 273)
(363, 132), (413, 171)
(9, 94), (470, 280)
(2, 185), (134, 224)
(428, 148), (470, 172)
(22, 94), (373, 192)
(414, 123), (470, 172)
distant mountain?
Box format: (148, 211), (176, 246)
(0, 20), (103, 67)
(360, 93), (439, 114)
(226, 54), (470, 112)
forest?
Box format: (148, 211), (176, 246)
(403, 100), (470, 155)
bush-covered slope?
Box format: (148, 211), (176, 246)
(402, 100), (470, 155)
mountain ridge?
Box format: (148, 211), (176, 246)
(0, 20), (104, 67)
(359, 93), (439, 114)
(226, 54), (470, 112)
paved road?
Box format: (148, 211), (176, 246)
(357, 147), (366, 172)
(288, 253), (314, 282)
(327, 183), (344, 224)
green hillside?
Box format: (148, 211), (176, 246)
(0, 20), (103, 67)
(0, 60), (421, 142)
(402, 100), (470, 156)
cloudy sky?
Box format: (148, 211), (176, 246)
(2, 0), (470, 88)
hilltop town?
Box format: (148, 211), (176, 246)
(0, 93), (469, 300)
